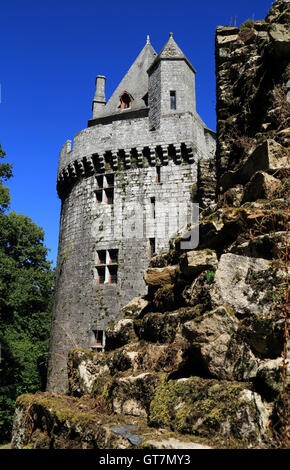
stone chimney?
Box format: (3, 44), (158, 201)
(92, 75), (106, 118)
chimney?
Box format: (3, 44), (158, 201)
(92, 75), (106, 118)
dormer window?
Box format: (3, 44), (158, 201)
(120, 91), (132, 109)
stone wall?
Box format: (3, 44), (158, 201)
(215, 0), (290, 192)
(48, 160), (197, 393)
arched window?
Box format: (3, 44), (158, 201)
(120, 91), (132, 109)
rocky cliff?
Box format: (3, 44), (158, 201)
(11, 0), (289, 449)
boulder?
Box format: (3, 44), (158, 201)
(242, 172), (282, 203)
(182, 272), (212, 310)
(144, 265), (179, 287)
(221, 140), (289, 190)
(179, 249), (218, 278)
(269, 24), (290, 57)
(228, 232), (287, 259)
(109, 373), (160, 417)
(148, 376), (270, 444)
(105, 319), (138, 351)
(182, 307), (258, 381)
(120, 297), (150, 318)
(68, 349), (110, 396)
(256, 358), (290, 400)
(152, 284), (177, 312)
(210, 253), (276, 317)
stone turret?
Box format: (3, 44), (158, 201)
(148, 32), (196, 131)
(47, 35), (215, 393)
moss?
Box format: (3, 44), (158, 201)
(149, 376), (262, 443)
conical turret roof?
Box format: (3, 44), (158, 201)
(148, 33), (196, 73)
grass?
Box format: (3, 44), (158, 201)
(0, 442), (11, 449)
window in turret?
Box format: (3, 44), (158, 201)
(149, 238), (156, 259)
(120, 91), (132, 109)
(150, 197), (156, 218)
(170, 91), (176, 110)
(92, 330), (105, 351)
(96, 249), (118, 284)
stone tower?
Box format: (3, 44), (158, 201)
(47, 34), (216, 393)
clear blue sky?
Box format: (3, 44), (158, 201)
(0, 0), (273, 266)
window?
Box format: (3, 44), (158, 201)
(92, 330), (105, 351)
(105, 188), (114, 205)
(120, 91), (132, 109)
(150, 197), (156, 219)
(149, 238), (156, 259)
(156, 166), (161, 184)
(108, 249), (118, 264)
(96, 249), (118, 284)
(97, 250), (106, 265)
(97, 266), (106, 284)
(170, 91), (176, 110)
(95, 174), (114, 205)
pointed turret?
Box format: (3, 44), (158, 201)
(148, 32), (197, 131)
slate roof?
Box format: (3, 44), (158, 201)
(99, 39), (157, 116)
(148, 33), (196, 74)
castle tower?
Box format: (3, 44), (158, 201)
(47, 34), (216, 393)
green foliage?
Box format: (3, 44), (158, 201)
(240, 19), (254, 30)
(205, 270), (215, 285)
(0, 144), (54, 442)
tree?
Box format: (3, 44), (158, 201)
(0, 144), (54, 442)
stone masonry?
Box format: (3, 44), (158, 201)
(47, 33), (216, 393)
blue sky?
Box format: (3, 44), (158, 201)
(0, 0), (273, 266)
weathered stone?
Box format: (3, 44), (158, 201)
(210, 253), (283, 317)
(179, 249), (218, 278)
(68, 348), (110, 396)
(269, 24), (290, 57)
(120, 297), (150, 318)
(148, 376), (270, 444)
(109, 373), (160, 417)
(217, 34), (239, 45)
(134, 308), (200, 344)
(228, 232), (287, 259)
(105, 319), (138, 351)
(256, 358), (290, 400)
(182, 307), (258, 381)
(181, 272), (212, 309)
(144, 265), (179, 287)
(242, 172), (282, 203)
(221, 140), (289, 191)
(152, 284), (177, 312)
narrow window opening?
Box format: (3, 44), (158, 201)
(156, 166), (161, 184)
(105, 188), (114, 205)
(97, 250), (106, 265)
(93, 330), (105, 351)
(108, 265), (118, 284)
(96, 190), (103, 204)
(170, 91), (176, 110)
(150, 197), (156, 219)
(97, 266), (105, 284)
(149, 238), (156, 259)
(108, 249), (118, 264)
